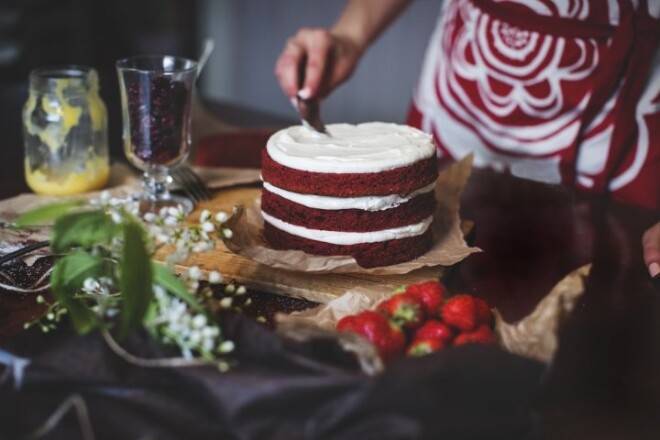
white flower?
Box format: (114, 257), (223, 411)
(82, 277), (98, 293)
(164, 216), (179, 227)
(200, 210), (211, 222)
(202, 327), (219, 338)
(189, 330), (202, 345)
(202, 339), (215, 352)
(219, 340), (235, 353)
(218, 362), (230, 372)
(192, 242), (210, 253)
(208, 271), (223, 284)
(143, 212), (157, 223)
(167, 207), (181, 218)
(153, 285), (167, 299)
(219, 297), (233, 309)
(175, 239), (189, 252)
(215, 212), (229, 223)
(222, 228), (233, 239)
(110, 211), (122, 224)
(126, 201), (139, 216)
(148, 225), (164, 237)
(201, 221), (215, 233)
(165, 250), (187, 265)
(97, 277), (114, 296)
(187, 266), (202, 281)
(192, 314), (207, 328)
(189, 228), (200, 241)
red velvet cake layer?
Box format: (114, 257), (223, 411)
(261, 149), (439, 196)
(261, 190), (435, 232)
(263, 222), (434, 268)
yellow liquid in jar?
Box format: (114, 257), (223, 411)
(25, 156), (110, 196)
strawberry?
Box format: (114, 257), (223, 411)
(441, 294), (478, 331)
(454, 325), (495, 346)
(474, 298), (493, 326)
(336, 314), (357, 332)
(406, 338), (446, 357)
(336, 311), (406, 361)
(404, 280), (446, 317)
(412, 319), (454, 344)
(376, 293), (425, 330)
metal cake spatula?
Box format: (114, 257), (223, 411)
(296, 56), (329, 135)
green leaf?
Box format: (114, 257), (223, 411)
(50, 251), (107, 334)
(51, 211), (119, 253)
(13, 200), (85, 228)
(152, 262), (205, 313)
(143, 301), (159, 326)
(117, 218), (153, 339)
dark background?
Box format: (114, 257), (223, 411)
(0, 0), (198, 186)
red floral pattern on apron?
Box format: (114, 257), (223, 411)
(407, 0), (660, 209)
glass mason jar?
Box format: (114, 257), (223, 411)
(22, 66), (109, 196)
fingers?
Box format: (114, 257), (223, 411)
(642, 222), (660, 277)
(300, 31), (331, 98)
(274, 28), (343, 100)
(274, 37), (305, 99)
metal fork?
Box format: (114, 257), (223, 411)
(0, 240), (51, 266)
(171, 166), (213, 203)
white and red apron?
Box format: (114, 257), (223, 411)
(407, 0), (660, 210)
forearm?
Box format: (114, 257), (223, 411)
(331, 0), (414, 53)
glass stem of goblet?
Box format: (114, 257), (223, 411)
(142, 165), (172, 202)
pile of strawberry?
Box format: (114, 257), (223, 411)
(336, 280), (495, 362)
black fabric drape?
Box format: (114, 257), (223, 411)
(0, 314), (544, 440)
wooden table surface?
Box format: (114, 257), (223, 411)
(1, 103), (659, 438)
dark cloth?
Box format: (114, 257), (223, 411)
(0, 314), (544, 440)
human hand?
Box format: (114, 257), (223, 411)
(274, 28), (363, 101)
(642, 222), (660, 278)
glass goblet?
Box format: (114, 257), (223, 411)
(116, 55), (198, 214)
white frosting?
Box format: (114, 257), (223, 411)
(266, 122), (436, 173)
(263, 181), (436, 211)
(262, 212), (433, 245)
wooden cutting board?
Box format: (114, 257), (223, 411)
(155, 185), (469, 304)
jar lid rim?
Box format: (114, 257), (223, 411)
(30, 65), (96, 79)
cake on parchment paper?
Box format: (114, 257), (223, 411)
(260, 122), (438, 268)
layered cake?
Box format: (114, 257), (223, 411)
(261, 122), (438, 268)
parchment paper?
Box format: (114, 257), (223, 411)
(276, 264), (592, 373)
(221, 155), (481, 275)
